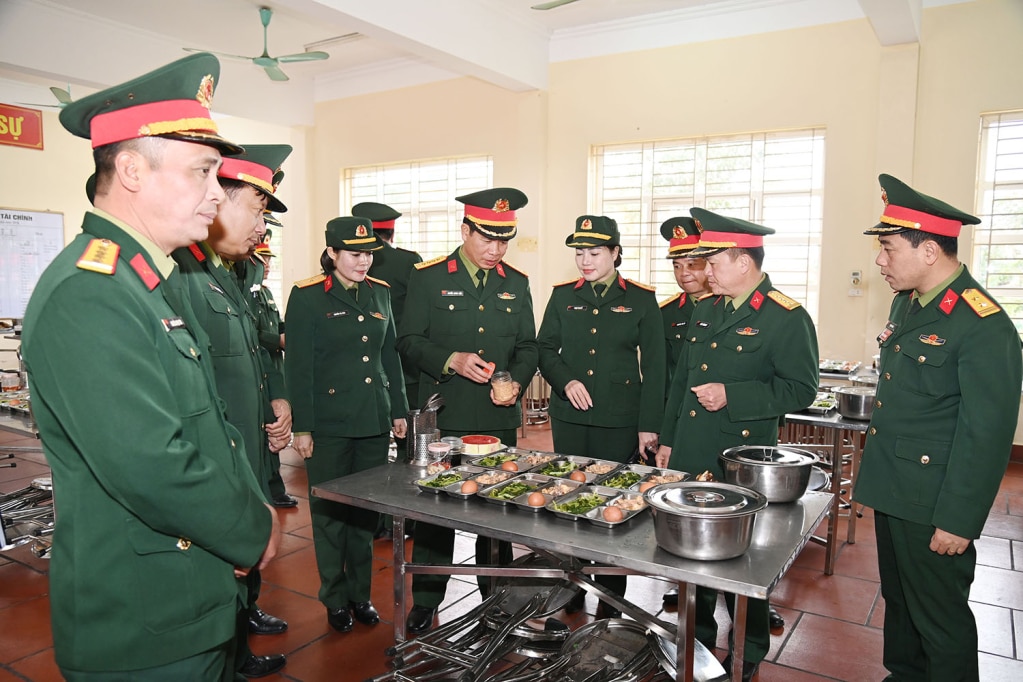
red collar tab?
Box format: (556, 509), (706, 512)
(187, 243), (206, 262)
(750, 290), (764, 311)
(90, 99), (219, 149)
(938, 288), (959, 314)
(574, 278), (585, 290)
(699, 230), (764, 249)
(218, 157), (273, 194)
(881, 205), (962, 238)
(495, 263), (506, 278)
(129, 253), (160, 291)
(323, 276), (333, 292)
(447, 259), (458, 274)
(678, 292), (688, 308)
(617, 274), (627, 290)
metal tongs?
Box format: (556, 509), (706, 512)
(421, 393), (444, 413)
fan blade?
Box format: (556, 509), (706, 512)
(531, 0), (581, 9)
(183, 46), (255, 62)
(49, 86), (72, 105)
(275, 50), (330, 63)
(16, 101), (59, 110)
(262, 63), (289, 82)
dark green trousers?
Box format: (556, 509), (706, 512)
(306, 433), (389, 608)
(267, 451), (286, 499)
(63, 643), (231, 682)
(232, 569), (262, 674)
(695, 588), (770, 663)
(551, 418), (638, 600)
(411, 428), (516, 608)
(875, 512), (979, 682)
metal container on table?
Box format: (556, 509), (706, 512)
(406, 393), (443, 463)
(834, 385), (876, 420)
(644, 482), (767, 561)
(719, 445), (819, 503)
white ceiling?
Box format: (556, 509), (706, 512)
(0, 0), (961, 127)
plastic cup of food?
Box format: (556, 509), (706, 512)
(427, 442), (453, 469)
(491, 370), (516, 402)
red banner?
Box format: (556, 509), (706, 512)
(0, 104), (44, 150)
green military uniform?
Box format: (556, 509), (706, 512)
(22, 54), (271, 679)
(397, 188), (538, 613)
(660, 209), (819, 667)
(659, 216), (706, 384)
(286, 217), (408, 611)
(854, 175), (1023, 682)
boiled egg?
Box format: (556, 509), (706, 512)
(526, 492), (546, 507)
(500, 461), (519, 472)
(602, 506), (624, 523)
(461, 480), (479, 494)
(568, 470), (587, 483)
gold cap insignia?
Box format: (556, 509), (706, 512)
(673, 226), (684, 238)
(197, 74), (215, 109)
(693, 218), (703, 231)
(355, 224), (368, 237)
(880, 188), (889, 206)
(581, 219), (592, 230)
(492, 198), (510, 212)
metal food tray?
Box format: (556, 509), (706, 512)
(414, 465), (487, 495)
(586, 490), (648, 528)
(478, 472), (550, 506)
(513, 450), (559, 469)
(580, 458), (620, 477)
(463, 452), (526, 470)
(444, 469), (515, 499)
(633, 467), (690, 488)
(506, 476), (584, 513)
(545, 485), (617, 521)
(596, 464), (650, 490)
(806, 392), (838, 414)
(533, 455), (597, 482)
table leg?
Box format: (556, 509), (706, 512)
(392, 515), (407, 642)
(676, 582), (697, 682)
(847, 432), (862, 544)
(732, 596), (747, 682)
(824, 427), (841, 575)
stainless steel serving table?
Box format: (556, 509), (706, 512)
(313, 461), (831, 682)
(781, 410), (870, 575)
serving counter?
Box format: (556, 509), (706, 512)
(313, 461), (831, 682)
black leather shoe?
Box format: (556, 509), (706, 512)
(662, 588), (678, 606)
(564, 591), (585, 614)
(722, 656), (760, 682)
(596, 602), (622, 620)
(350, 600), (380, 625)
(769, 605), (785, 629)
(327, 606), (354, 633)
(240, 654), (286, 678)
(406, 605), (437, 635)
(247, 607), (288, 635)
(271, 493), (298, 508)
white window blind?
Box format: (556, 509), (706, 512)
(974, 112), (1023, 338)
(343, 156), (494, 260)
(590, 129), (825, 321)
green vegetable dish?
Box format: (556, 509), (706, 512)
(488, 481), (534, 500)
(601, 471), (642, 489)
(537, 460), (577, 477)
(551, 493), (606, 515)
(477, 454), (516, 467)
(421, 473), (463, 488)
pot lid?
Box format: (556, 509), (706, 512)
(645, 482), (767, 516)
(834, 386), (876, 396)
(720, 446), (818, 466)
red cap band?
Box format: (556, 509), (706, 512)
(464, 204), (517, 227)
(881, 205), (961, 237)
(372, 219), (396, 230)
(698, 230), (764, 249)
(668, 234), (700, 254)
(219, 157), (274, 193)
(90, 99), (218, 148)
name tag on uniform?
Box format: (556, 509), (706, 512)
(877, 321), (896, 345)
(161, 317), (187, 332)
(696, 320), (711, 328)
(441, 290), (464, 297)
(671, 321), (688, 328)
(567, 305), (587, 311)
(327, 310), (348, 318)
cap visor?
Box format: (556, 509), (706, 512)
(688, 244), (726, 257)
(863, 222), (908, 236)
(162, 132), (244, 156)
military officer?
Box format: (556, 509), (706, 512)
(397, 188), (538, 635)
(537, 214), (664, 617)
(173, 144), (293, 678)
(658, 216), (712, 384)
(22, 53), (279, 681)
(654, 209), (819, 681)
(854, 175), (1022, 682)
(286, 216), (408, 634)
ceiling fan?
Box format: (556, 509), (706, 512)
(17, 85), (73, 109)
(184, 6), (329, 82)
(531, 0), (582, 9)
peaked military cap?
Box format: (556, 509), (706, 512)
(325, 216), (383, 252)
(254, 241), (275, 258)
(59, 52), (241, 155)
(352, 202), (401, 230)
(457, 187), (528, 241)
(660, 216), (701, 258)
(263, 211), (283, 228)
(865, 173), (980, 238)
(689, 208), (775, 257)
(565, 215), (620, 248)
(219, 144), (292, 213)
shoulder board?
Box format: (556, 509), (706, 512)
(76, 238), (120, 275)
(396, 247), (421, 257)
(366, 275), (390, 288)
(961, 288), (1000, 318)
(295, 274), (327, 288)
(627, 279), (656, 293)
(695, 293), (715, 303)
(553, 278), (578, 288)
(500, 260), (528, 277)
(767, 290), (801, 310)
(660, 293), (682, 309)
(415, 255), (447, 270)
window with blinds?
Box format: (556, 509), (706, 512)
(262, 227), (284, 305)
(343, 156), (494, 260)
(590, 129), (825, 321)
(974, 112), (1023, 337)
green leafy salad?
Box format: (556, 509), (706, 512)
(420, 473), (463, 488)
(601, 471), (642, 489)
(550, 493), (605, 514)
(477, 454), (516, 467)
(537, 460), (577, 477)
(488, 481), (535, 500)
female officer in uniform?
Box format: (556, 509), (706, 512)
(285, 216), (408, 633)
(537, 215), (665, 616)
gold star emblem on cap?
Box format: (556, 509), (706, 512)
(693, 219), (703, 231)
(493, 198), (510, 212)
(673, 226), (684, 238)
(881, 188), (889, 206)
(356, 224), (368, 237)
(581, 219), (592, 230)
(196, 74), (215, 109)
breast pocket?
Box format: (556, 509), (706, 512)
(896, 340), (954, 398)
(165, 329), (212, 418)
(431, 296), (475, 336)
(200, 289), (245, 357)
(717, 335), (765, 380)
(492, 298), (522, 336)
(892, 436), (951, 506)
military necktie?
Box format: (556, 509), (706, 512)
(593, 283), (606, 298)
(475, 270), (486, 290)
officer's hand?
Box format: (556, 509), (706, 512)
(638, 432), (658, 455)
(564, 380), (593, 411)
(279, 333), (285, 349)
(450, 352), (492, 383)
(490, 381), (521, 406)
(255, 503), (282, 571)
(930, 528), (970, 555)
(393, 418), (408, 439)
(267, 433), (290, 453)
(266, 399), (293, 439)
(654, 445), (671, 469)
(691, 383), (727, 412)
(294, 433), (314, 460)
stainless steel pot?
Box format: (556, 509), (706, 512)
(834, 385), (876, 420)
(644, 482), (767, 561)
(719, 445), (819, 503)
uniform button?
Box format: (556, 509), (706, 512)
(328, 388), (335, 395)
(689, 410), (697, 417)
(894, 344), (901, 352)
(177, 538), (191, 551)
(700, 363), (708, 371)
(478, 326), (485, 333)
(741, 429), (750, 438)
(589, 349), (596, 355)
(259, 383), (263, 391)
(674, 334), (681, 340)
(875, 399), (882, 408)
(362, 336), (369, 342)
(449, 304), (455, 311)
(710, 342), (717, 349)
(586, 369), (594, 376)
(920, 455), (930, 465)
(479, 305), (485, 311)
(690, 336), (697, 342)
(591, 328), (597, 334)
(362, 356), (369, 362)
(884, 372), (891, 380)
(918, 355), (926, 363)
(189, 347), (197, 357)
(227, 307), (232, 314)
(478, 349), (485, 355)
(592, 309), (599, 315)
(358, 315), (365, 322)
(230, 439), (236, 448)
(869, 427), (877, 435)
(625, 379), (631, 384)
(736, 345), (743, 352)
(506, 307), (511, 312)
(365, 377), (372, 384)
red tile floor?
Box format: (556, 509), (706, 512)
(2, 420), (1022, 681)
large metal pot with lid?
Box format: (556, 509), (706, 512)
(719, 445), (819, 503)
(644, 482), (767, 561)
(834, 385), (876, 420)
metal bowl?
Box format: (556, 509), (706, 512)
(834, 385), (876, 420)
(719, 445), (819, 503)
(644, 482), (767, 561)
